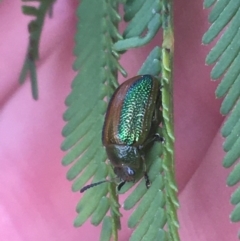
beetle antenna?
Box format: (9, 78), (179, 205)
(80, 177), (118, 193)
(80, 180), (108, 193)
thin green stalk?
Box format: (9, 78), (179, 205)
(161, 0), (180, 240)
(108, 167), (121, 241)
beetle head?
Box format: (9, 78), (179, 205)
(80, 144), (143, 193)
(113, 165), (136, 182)
(105, 144), (143, 182)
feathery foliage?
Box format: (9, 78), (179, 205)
(18, 0), (178, 240)
(203, 0), (240, 232)
(20, 0), (56, 99)
(61, 0), (179, 240)
(61, 0), (123, 240)
(16, 0), (240, 239)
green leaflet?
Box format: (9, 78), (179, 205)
(227, 163), (240, 186)
(231, 187), (240, 205)
(138, 47), (162, 76)
(223, 118), (240, 152)
(208, 0), (229, 23)
(91, 197), (110, 226)
(230, 203), (240, 222)
(113, 14), (161, 51)
(223, 136), (240, 168)
(210, 28), (240, 80)
(127, 176), (165, 228)
(220, 72), (240, 115)
(206, 7), (240, 65)
(124, 0), (145, 21)
(155, 229), (168, 241)
(74, 183), (108, 227)
(221, 100), (240, 137)
(129, 196), (166, 241)
(203, 0), (240, 44)
(216, 54), (240, 98)
(140, 210), (166, 241)
(72, 154), (107, 191)
(100, 217), (113, 241)
(123, 0), (161, 38)
(124, 154), (163, 210)
(204, 0), (240, 238)
(113, 0), (162, 51)
(204, 0), (217, 8)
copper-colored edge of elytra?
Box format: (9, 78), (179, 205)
(102, 75), (160, 145)
(102, 76), (139, 145)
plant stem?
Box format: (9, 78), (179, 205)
(161, 0), (180, 240)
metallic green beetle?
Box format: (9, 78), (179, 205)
(80, 75), (162, 193)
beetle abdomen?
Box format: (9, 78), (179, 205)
(102, 75), (160, 146)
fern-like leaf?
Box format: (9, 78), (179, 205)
(203, 0), (240, 235)
(63, 0), (179, 240)
(20, 0), (56, 99)
(113, 1), (179, 240)
(61, 0), (123, 240)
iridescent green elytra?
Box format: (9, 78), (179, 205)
(118, 77), (153, 145)
(101, 75), (162, 191)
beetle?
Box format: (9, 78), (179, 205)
(80, 75), (163, 193)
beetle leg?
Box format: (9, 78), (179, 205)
(139, 133), (164, 150)
(143, 167), (151, 188)
(117, 181), (126, 191)
(141, 156), (151, 188)
(153, 133), (165, 143)
(144, 172), (151, 188)
(152, 103), (162, 125)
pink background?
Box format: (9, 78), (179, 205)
(0, 1), (238, 240)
